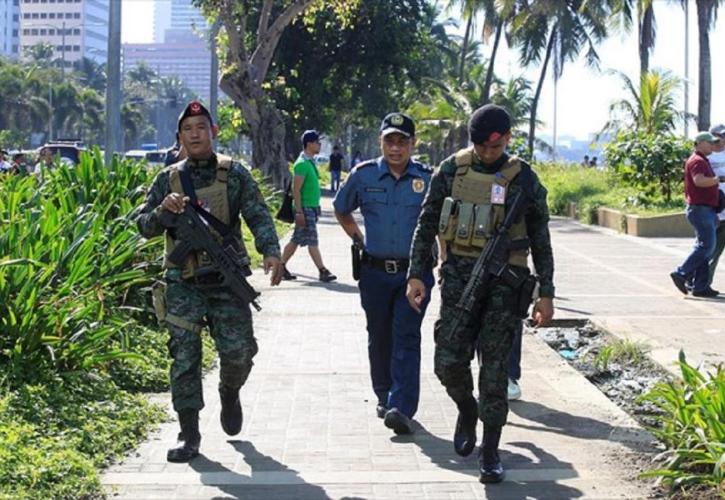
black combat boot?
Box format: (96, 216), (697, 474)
(167, 409), (201, 463)
(453, 397), (478, 457)
(219, 385), (242, 436)
(478, 426), (505, 483)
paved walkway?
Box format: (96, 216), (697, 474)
(551, 217), (725, 375)
(103, 200), (663, 499)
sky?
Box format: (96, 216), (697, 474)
(120, 0), (723, 142)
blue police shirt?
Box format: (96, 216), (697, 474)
(333, 156), (432, 259)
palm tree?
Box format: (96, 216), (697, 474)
(603, 0), (656, 79)
(72, 57), (106, 93)
(511, 0), (609, 156)
(694, 0), (722, 130)
(0, 62), (51, 138)
(25, 42), (55, 66)
(600, 69), (687, 135)
(481, 0), (519, 104)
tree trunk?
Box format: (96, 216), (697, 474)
(639, 4), (654, 79)
(482, 17), (504, 105)
(528, 27), (556, 157)
(221, 70), (290, 188)
(458, 16), (473, 85)
(696, 0), (713, 130)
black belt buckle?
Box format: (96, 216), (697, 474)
(384, 260), (399, 274)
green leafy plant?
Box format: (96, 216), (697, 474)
(639, 351), (725, 495)
(593, 338), (650, 372)
(604, 131), (691, 202)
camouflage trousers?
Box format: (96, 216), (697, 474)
(434, 258), (522, 428)
(165, 275), (258, 412)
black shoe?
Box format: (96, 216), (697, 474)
(219, 385), (242, 436)
(281, 265), (297, 281)
(383, 408), (413, 435)
(670, 272), (689, 295)
(376, 403), (388, 419)
(453, 398), (478, 457)
(692, 287), (720, 298)
(167, 410), (201, 463)
(319, 268), (337, 282)
(478, 450), (505, 483)
(478, 427), (505, 483)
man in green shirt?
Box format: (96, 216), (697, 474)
(281, 130), (336, 282)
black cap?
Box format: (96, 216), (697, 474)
(468, 104), (511, 144)
(0, 149), (7, 155)
(380, 112), (415, 138)
(177, 100), (213, 131)
(301, 129), (320, 147)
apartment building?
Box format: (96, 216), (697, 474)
(0, 0), (20, 59)
(19, 0), (109, 65)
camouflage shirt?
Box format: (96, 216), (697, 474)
(408, 152), (555, 298)
(135, 153), (281, 259)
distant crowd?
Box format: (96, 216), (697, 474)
(0, 147), (56, 177)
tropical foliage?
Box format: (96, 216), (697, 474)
(640, 351), (725, 495)
(604, 131), (690, 202)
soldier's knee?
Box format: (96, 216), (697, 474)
(434, 357), (464, 387)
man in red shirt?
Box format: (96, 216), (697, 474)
(671, 131), (722, 297)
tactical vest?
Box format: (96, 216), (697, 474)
(163, 155), (248, 278)
(438, 148), (529, 267)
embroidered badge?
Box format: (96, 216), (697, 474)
(391, 114), (404, 126)
(412, 178), (425, 193)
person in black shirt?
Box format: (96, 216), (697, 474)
(329, 145), (344, 192)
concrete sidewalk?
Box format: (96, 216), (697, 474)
(103, 198), (657, 499)
(551, 217), (725, 375)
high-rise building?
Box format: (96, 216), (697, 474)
(153, 0), (171, 43)
(19, 0), (109, 66)
(125, 0), (213, 102)
(0, 0), (20, 59)
(122, 41), (211, 102)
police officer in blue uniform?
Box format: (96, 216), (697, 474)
(333, 113), (435, 435)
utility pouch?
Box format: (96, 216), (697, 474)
(516, 274), (538, 319)
(471, 204), (491, 247)
(151, 281), (167, 324)
(454, 202), (475, 246)
(439, 197), (458, 241)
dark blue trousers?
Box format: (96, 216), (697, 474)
(359, 264), (434, 418)
(508, 321), (522, 381)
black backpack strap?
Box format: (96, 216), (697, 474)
(177, 163), (232, 238)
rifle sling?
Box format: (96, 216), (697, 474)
(178, 165), (232, 238)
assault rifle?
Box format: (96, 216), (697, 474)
(163, 204), (261, 311)
(448, 186), (533, 336)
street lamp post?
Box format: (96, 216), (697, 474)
(104, 0), (121, 164)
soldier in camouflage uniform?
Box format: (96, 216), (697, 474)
(406, 104), (555, 483)
(136, 101), (283, 462)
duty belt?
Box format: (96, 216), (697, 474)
(362, 252), (409, 274)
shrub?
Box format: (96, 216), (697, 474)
(640, 351), (725, 495)
(0, 374), (166, 498)
(604, 131), (690, 203)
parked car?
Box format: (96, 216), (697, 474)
(42, 140), (85, 165)
(124, 149), (167, 167)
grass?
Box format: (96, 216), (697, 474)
(639, 351), (725, 497)
(593, 338), (651, 372)
(534, 162), (686, 222)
